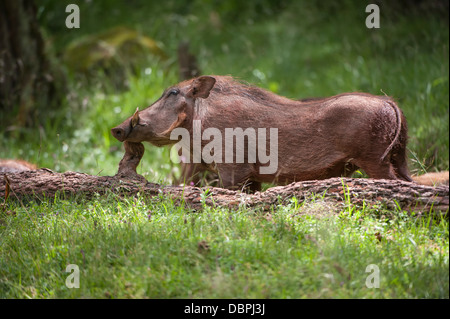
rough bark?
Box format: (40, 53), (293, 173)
(1, 169), (448, 215)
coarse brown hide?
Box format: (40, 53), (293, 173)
(111, 75), (412, 191)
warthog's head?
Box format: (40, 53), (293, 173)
(111, 76), (216, 146)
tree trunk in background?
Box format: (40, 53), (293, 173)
(0, 0), (65, 129)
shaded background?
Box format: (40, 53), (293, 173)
(0, 0), (448, 183)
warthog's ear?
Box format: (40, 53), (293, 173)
(187, 76), (216, 99)
(131, 107), (140, 128)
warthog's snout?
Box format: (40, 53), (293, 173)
(111, 127), (126, 142)
(111, 108), (141, 142)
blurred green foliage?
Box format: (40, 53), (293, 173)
(1, 0), (448, 179)
(63, 26), (166, 72)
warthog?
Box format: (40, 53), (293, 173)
(412, 171), (449, 186)
(111, 75), (412, 191)
(0, 159), (37, 173)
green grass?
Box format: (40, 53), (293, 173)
(0, 1), (448, 299)
(1, 194), (448, 298)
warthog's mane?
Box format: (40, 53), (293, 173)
(208, 76), (297, 109)
(206, 76), (392, 110)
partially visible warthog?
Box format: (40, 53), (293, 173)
(412, 171), (449, 186)
(111, 75), (412, 191)
(0, 159), (37, 173)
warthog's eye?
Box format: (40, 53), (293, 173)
(168, 88), (180, 97)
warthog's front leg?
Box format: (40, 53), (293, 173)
(116, 141), (146, 181)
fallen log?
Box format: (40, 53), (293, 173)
(1, 141), (448, 214)
(1, 169), (448, 215)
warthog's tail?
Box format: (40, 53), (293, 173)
(380, 100), (402, 162)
